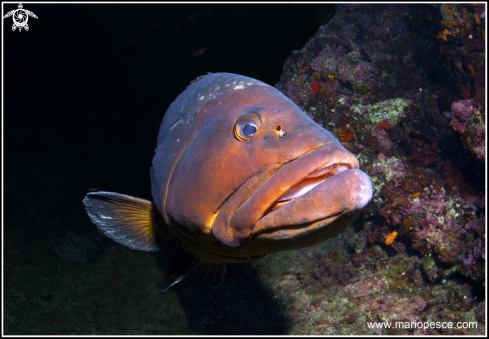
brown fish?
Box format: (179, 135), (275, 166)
(83, 73), (372, 291)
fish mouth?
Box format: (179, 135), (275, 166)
(229, 142), (371, 242)
(267, 162), (354, 213)
(249, 166), (372, 242)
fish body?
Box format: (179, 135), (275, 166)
(84, 73), (372, 288)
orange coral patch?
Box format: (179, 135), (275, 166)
(443, 5), (453, 15)
(456, 83), (471, 99)
(375, 121), (393, 130)
(339, 127), (356, 142)
(311, 82), (320, 94)
(475, 14), (481, 25)
(385, 231), (398, 245)
(442, 29), (453, 41)
(404, 219), (412, 230)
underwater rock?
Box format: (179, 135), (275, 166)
(273, 3), (485, 334)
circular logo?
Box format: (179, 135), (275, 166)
(3, 4), (38, 32)
(13, 9), (28, 28)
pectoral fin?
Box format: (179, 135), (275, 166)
(156, 239), (200, 292)
(83, 191), (172, 251)
(199, 262), (227, 288)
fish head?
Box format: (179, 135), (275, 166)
(152, 73), (372, 261)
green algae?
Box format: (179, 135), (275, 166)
(352, 98), (411, 125)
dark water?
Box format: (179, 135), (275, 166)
(3, 3), (335, 335)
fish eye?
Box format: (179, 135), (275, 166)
(234, 112), (262, 142)
(242, 123), (258, 136)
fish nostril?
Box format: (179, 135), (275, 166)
(274, 124), (286, 138)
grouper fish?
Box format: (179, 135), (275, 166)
(83, 73), (372, 291)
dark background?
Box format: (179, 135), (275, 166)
(3, 3), (335, 335)
(4, 3), (334, 202)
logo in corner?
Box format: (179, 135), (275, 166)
(3, 3), (38, 32)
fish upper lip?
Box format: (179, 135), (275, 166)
(229, 143), (360, 241)
(267, 143), (360, 207)
(273, 162), (356, 205)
